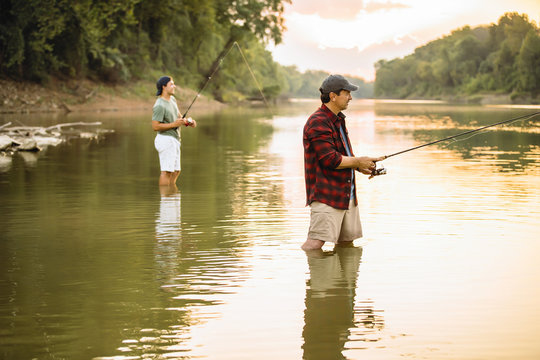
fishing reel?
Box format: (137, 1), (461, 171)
(371, 164), (387, 177)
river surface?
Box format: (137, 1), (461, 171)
(1, 100), (539, 359)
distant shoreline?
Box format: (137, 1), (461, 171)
(1, 78), (538, 115)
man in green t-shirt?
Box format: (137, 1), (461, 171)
(152, 76), (197, 186)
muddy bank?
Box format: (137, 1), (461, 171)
(0, 79), (226, 114)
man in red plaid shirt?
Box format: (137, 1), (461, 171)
(302, 75), (384, 251)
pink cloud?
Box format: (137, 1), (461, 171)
(287, 0), (411, 20)
(365, 1), (411, 13)
(287, 0), (365, 20)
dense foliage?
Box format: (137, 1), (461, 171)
(0, 0), (284, 99)
(374, 13), (540, 100)
(0, 0), (375, 101)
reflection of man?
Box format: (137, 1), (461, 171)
(155, 186), (182, 284)
(302, 75), (384, 250)
(302, 246), (363, 360)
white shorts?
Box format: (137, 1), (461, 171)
(154, 134), (181, 172)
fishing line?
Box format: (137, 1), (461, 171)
(233, 42), (271, 109)
(440, 129), (490, 149)
(383, 111), (540, 159)
(182, 41), (271, 119)
(371, 111), (540, 177)
(439, 116), (533, 149)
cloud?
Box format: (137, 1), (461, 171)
(287, 0), (366, 20)
(365, 1), (411, 13)
(272, 0), (540, 80)
(287, 0), (412, 19)
(281, 6), (433, 53)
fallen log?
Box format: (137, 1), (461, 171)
(0, 122), (12, 130)
(0, 121), (112, 154)
(45, 121), (102, 131)
(2, 121), (102, 134)
(0, 135), (19, 150)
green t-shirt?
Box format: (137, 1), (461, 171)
(152, 96), (180, 140)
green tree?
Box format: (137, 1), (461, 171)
(491, 12), (535, 53)
(0, 0), (293, 103)
(202, 0), (290, 92)
(449, 33), (483, 87)
(0, 0), (70, 80)
(374, 12), (539, 100)
(517, 29), (540, 94)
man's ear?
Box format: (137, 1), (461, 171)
(330, 90), (342, 100)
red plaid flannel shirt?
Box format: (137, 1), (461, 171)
(303, 104), (357, 210)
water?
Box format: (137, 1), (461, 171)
(1, 101), (539, 359)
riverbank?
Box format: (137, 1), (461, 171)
(0, 79), (226, 114)
(2, 78), (535, 115)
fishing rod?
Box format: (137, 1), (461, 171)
(181, 42), (237, 120)
(371, 111), (540, 176)
(181, 41), (270, 120)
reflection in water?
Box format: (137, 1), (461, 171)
(302, 246), (384, 360)
(370, 104), (540, 174)
(97, 186), (189, 359)
(0, 153), (12, 172)
(18, 151), (40, 167)
(99, 181), (256, 359)
(155, 185), (182, 285)
(2, 105), (540, 359)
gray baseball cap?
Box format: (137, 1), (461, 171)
(319, 74), (358, 94)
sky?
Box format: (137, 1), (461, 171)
(269, 0), (540, 81)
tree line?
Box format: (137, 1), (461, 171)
(280, 67), (373, 99)
(374, 13), (540, 101)
(0, 0), (374, 102)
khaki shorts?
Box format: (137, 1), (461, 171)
(308, 200), (363, 244)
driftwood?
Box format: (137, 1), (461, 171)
(0, 122), (12, 131)
(0, 121), (112, 154)
(4, 121), (102, 133)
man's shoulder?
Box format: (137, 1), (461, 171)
(154, 96), (176, 106)
(153, 97), (165, 108)
(306, 107), (331, 127)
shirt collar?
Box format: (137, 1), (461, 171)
(320, 104), (346, 126)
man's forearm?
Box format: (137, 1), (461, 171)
(337, 156), (375, 172)
(152, 120), (180, 131)
(336, 155), (356, 169)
